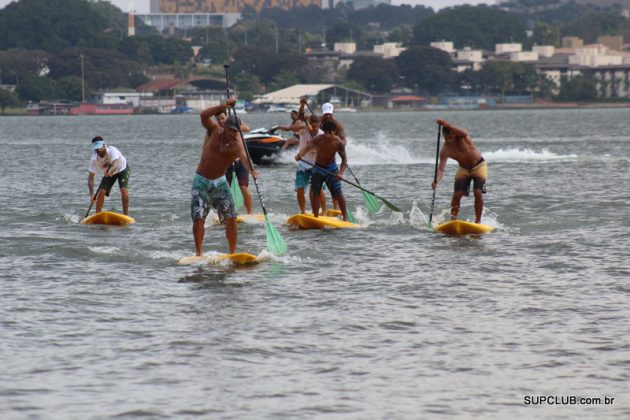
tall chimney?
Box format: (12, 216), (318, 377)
(128, 0), (135, 37)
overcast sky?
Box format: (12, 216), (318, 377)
(0, 0), (493, 14)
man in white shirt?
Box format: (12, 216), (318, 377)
(87, 136), (130, 215)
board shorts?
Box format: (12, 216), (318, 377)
(311, 163), (343, 198)
(454, 158), (487, 196)
(102, 166), (130, 196)
(191, 172), (236, 224)
(295, 167), (313, 191)
(225, 160), (249, 187)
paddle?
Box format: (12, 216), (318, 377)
(84, 166), (110, 219)
(300, 159), (402, 213)
(428, 125), (442, 229)
(224, 65), (287, 256)
(304, 102), (379, 213)
(229, 163), (244, 208)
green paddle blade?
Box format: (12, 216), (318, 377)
(230, 172), (244, 208)
(346, 207), (357, 224)
(362, 191), (381, 213)
(264, 215), (287, 256)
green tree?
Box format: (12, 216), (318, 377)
(55, 76), (85, 101)
(557, 75), (597, 101)
(347, 56), (399, 93)
(16, 75), (56, 102)
(412, 5), (526, 50)
(0, 88), (19, 113)
(48, 48), (143, 90)
(232, 73), (263, 101)
(561, 12), (626, 43)
(231, 46), (307, 90)
(0, 49), (50, 85)
(395, 46), (454, 95)
(387, 24), (414, 45)
(0, 0), (108, 53)
(477, 61), (537, 96)
(531, 22), (560, 47)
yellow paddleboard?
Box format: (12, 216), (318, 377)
(81, 211), (135, 226)
(177, 253), (259, 266)
(287, 214), (359, 230)
(236, 213), (265, 223)
(325, 209), (342, 217)
(434, 220), (494, 235)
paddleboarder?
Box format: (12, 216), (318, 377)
(87, 136), (130, 215)
(431, 119), (487, 224)
(295, 119), (349, 221)
(192, 98), (256, 256)
(278, 109), (306, 151)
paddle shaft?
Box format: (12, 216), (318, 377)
(85, 166), (110, 218)
(224, 65), (268, 217)
(428, 125), (441, 226)
(300, 159), (401, 212)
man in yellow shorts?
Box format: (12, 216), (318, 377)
(431, 119), (487, 223)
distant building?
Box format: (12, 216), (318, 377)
(155, 0), (320, 13)
(431, 41), (454, 54)
(136, 13), (240, 30)
(373, 42), (406, 59)
(562, 37), (583, 49)
(597, 36), (624, 52)
(253, 84), (372, 109)
(495, 43), (522, 54)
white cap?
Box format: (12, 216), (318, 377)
(321, 103), (333, 115)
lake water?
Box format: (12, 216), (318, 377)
(1, 109), (629, 418)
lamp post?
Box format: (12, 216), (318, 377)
(272, 22), (278, 53)
(80, 54), (85, 103)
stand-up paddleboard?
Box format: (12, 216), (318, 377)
(211, 213), (265, 225)
(434, 220), (494, 235)
(325, 209), (342, 217)
(178, 253), (259, 266)
(287, 214), (359, 230)
(81, 211), (135, 226)
(236, 213), (265, 223)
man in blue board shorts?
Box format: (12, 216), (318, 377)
(295, 119), (349, 221)
(192, 98), (255, 256)
(88, 136), (130, 215)
(431, 119), (487, 223)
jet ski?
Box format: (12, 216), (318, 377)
(244, 127), (295, 164)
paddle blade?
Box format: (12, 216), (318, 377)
(264, 215), (287, 256)
(362, 191), (381, 213)
(230, 172), (244, 208)
(346, 207), (357, 224)
(378, 195), (402, 213)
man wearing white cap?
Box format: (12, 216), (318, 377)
(321, 102), (346, 144)
(87, 136), (130, 215)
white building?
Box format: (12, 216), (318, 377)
(510, 51), (539, 62)
(431, 41), (455, 54)
(569, 44), (623, 67)
(495, 43), (522, 54)
(334, 42), (356, 55)
(533, 45), (555, 58)
(457, 48), (484, 62)
(373, 42), (406, 59)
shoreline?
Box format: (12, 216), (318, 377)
(2, 101), (629, 116)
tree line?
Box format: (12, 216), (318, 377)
(0, 0), (628, 111)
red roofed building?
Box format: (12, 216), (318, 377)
(387, 95), (429, 109)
